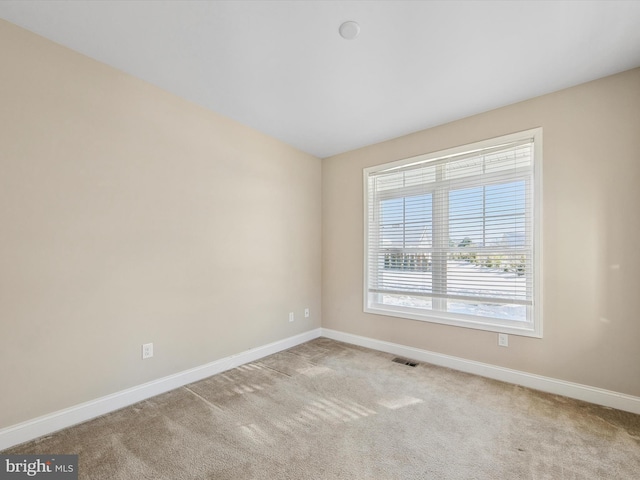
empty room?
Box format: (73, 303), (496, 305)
(1, 1), (639, 478)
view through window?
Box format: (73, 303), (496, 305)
(364, 129), (542, 336)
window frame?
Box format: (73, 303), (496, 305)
(363, 128), (543, 338)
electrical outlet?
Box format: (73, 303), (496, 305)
(289, 312), (295, 322)
(304, 308), (310, 318)
(498, 334), (509, 347)
(142, 343), (153, 359)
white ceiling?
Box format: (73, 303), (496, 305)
(1, 1), (640, 158)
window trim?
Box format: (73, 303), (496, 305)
(363, 128), (543, 338)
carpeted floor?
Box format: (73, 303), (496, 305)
(4, 338), (640, 479)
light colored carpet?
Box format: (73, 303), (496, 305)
(5, 338), (640, 479)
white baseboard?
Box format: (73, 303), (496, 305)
(4, 326), (637, 451)
(0, 328), (322, 451)
(321, 328), (640, 415)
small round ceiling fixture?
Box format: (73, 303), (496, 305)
(339, 21), (360, 40)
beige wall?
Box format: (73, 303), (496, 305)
(323, 67), (640, 397)
(0, 20), (322, 429)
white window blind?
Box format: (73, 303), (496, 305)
(364, 129), (542, 336)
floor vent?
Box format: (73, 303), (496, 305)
(392, 357), (419, 367)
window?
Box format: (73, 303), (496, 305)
(364, 129), (542, 337)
